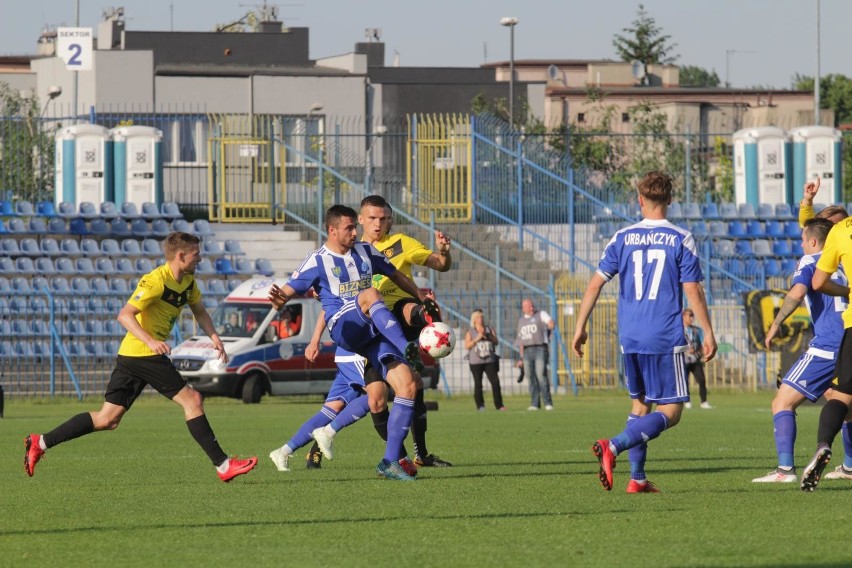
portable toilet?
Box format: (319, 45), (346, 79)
(732, 126), (792, 207)
(790, 126), (842, 204)
(55, 124), (113, 207)
(111, 126), (164, 208)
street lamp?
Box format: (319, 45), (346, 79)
(500, 17), (518, 130)
(725, 49), (756, 88)
(42, 86), (62, 116)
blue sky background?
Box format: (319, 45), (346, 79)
(1, 0), (848, 89)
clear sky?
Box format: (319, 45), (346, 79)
(1, 0), (848, 89)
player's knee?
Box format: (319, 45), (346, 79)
(92, 412), (122, 431)
(359, 288), (382, 307)
(368, 397), (387, 413)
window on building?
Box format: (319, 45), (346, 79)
(622, 112), (630, 123)
(577, 113), (585, 123)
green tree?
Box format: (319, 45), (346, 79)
(679, 65), (721, 88)
(612, 3), (678, 84)
(0, 82), (55, 201)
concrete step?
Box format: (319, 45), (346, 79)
(210, 223), (318, 277)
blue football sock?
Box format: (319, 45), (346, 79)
(286, 405), (337, 452)
(384, 396), (414, 462)
(330, 396), (370, 433)
(611, 411), (669, 454)
(368, 300), (410, 354)
(626, 413), (647, 481)
(842, 422), (852, 469)
(773, 410), (796, 470)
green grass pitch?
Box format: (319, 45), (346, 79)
(3, 391), (851, 567)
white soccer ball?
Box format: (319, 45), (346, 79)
(419, 322), (456, 359)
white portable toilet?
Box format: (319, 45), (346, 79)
(732, 126), (792, 207)
(111, 126), (164, 208)
(790, 126), (842, 203)
(55, 124), (113, 207)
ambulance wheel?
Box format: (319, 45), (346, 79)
(241, 373), (265, 404)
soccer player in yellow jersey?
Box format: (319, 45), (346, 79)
(802, 214), (852, 490)
(25, 232), (257, 482)
(798, 176), (847, 227)
(360, 194), (454, 467)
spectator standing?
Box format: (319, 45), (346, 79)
(683, 308), (711, 409)
(464, 309), (505, 411)
(516, 298), (555, 411)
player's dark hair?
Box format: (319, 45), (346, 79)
(360, 194), (388, 210)
(163, 232), (200, 260)
(637, 171), (673, 204)
(815, 204), (848, 221)
(804, 217), (834, 244)
(325, 204), (357, 230)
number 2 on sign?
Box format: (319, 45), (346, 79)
(631, 249), (665, 300)
(68, 44), (83, 66)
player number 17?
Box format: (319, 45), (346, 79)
(631, 249), (666, 300)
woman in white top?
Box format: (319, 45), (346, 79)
(464, 309), (505, 411)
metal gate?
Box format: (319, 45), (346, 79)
(207, 114), (286, 223)
(407, 113), (472, 223)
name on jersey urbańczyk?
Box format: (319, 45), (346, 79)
(624, 233), (679, 247)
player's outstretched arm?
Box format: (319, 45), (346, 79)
(268, 283), (298, 309)
(684, 282), (717, 362)
(190, 302), (228, 363)
(572, 273), (606, 357)
(798, 176), (820, 227)
(764, 284), (807, 350)
(812, 268), (851, 297)
(387, 269), (427, 302)
(423, 231), (452, 272)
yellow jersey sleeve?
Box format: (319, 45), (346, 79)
(128, 273), (165, 312)
(401, 235), (432, 267)
(798, 204), (815, 228)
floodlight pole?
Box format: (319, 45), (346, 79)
(815, 0), (821, 124)
(500, 17), (519, 130)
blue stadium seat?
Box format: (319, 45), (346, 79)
(791, 241), (804, 257)
(120, 238), (143, 257)
(775, 203), (794, 220)
(713, 239), (735, 257)
(56, 257), (75, 275)
(90, 218), (111, 236)
(194, 279), (208, 294)
(6, 218), (26, 234)
(193, 219), (214, 238)
(0, 276), (10, 293)
(71, 276), (92, 295)
(66, 298), (86, 316)
(701, 203), (720, 220)
(141, 238), (161, 257)
(60, 238), (82, 257)
(772, 240), (792, 257)
(756, 203), (774, 220)
(69, 217), (88, 235)
(75, 258), (97, 276)
(11, 319), (30, 336)
(151, 218), (170, 237)
(728, 221), (747, 238)
(15, 257), (36, 274)
(8, 297), (28, 314)
(87, 297), (106, 316)
(35, 257), (57, 275)
(99, 201), (120, 220)
(171, 219), (191, 233)
(255, 258), (274, 276)
(235, 257), (255, 275)
(141, 202), (164, 220)
(723, 259), (744, 277)
(36, 201), (58, 218)
(1, 237), (21, 255)
(80, 238), (100, 257)
(228, 278), (243, 291)
(0, 201), (14, 216)
(90, 277), (110, 295)
(215, 257), (238, 276)
(104, 297), (122, 314)
(57, 201), (77, 218)
(161, 201), (183, 220)
(110, 219), (131, 238)
(33, 340), (52, 357)
(135, 258), (154, 274)
(50, 276), (71, 295)
(19, 238), (41, 256)
(751, 239), (772, 257)
(104, 319), (124, 336)
(746, 220), (764, 238)
(765, 221), (784, 238)
(120, 202), (142, 220)
(96, 257), (116, 273)
(718, 202), (738, 220)
(100, 238), (122, 256)
(78, 202), (99, 220)
(131, 219), (151, 238)
(63, 319), (84, 336)
(224, 240), (246, 256)
(28, 217), (48, 234)
(735, 240), (753, 256)
(109, 277), (130, 295)
(681, 203), (701, 220)
(743, 258), (762, 278)
(115, 258), (135, 276)
(11, 276), (33, 294)
(16, 201), (35, 216)
(14, 341), (35, 358)
(0, 219), (6, 234)
(813, 203), (827, 214)
(202, 239), (225, 257)
(0, 340), (10, 356)
(47, 217), (67, 235)
(0, 320), (10, 336)
(784, 221), (801, 238)
(738, 203), (757, 219)
(196, 259), (216, 276)
(0, 256), (14, 274)
(668, 202), (683, 220)
(85, 319), (106, 336)
(0, 298), (9, 316)
(207, 279), (228, 296)
(31, 276), (49, 294)
(40, 238), (62, 256)
(781, 259), (798, 276)
(29, 296), (48, 314)
(765, 258), (783, 277)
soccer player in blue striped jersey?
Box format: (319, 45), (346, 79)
(268, 205), (426, 481)
(572, 171), (717, 493)
(754, 218), (847, 483)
